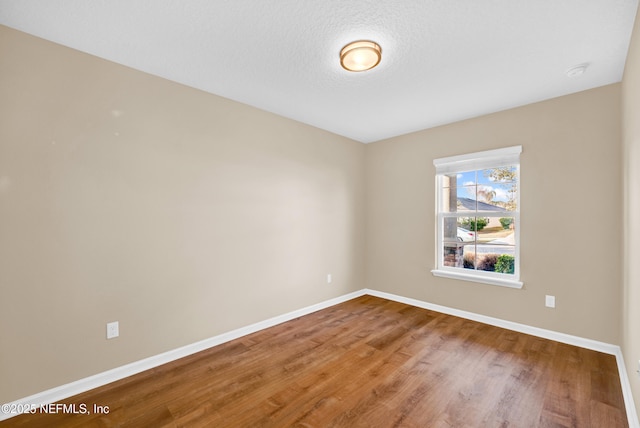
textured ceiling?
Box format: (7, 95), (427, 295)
(0, 0), (637, 143)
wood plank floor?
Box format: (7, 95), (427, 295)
(3, 296), (628, 427)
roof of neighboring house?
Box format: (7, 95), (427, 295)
(457, 197), (508, 212)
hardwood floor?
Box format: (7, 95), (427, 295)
(3, 296), (628, 427)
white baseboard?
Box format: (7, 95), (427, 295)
(2, 287), (638, 427)
(614, 348), (640, 428)
(0, 289), (366, 422)
(364, 288), (639, 428)
(365, 289), (618, 353)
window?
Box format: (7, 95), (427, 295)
(432, 146), (522, 288)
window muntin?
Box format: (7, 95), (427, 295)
(433, 147), (521, 288)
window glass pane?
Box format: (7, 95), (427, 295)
(442, 186), (478, 213)
(443, 173), (477, 213)
(458, 216), (487, 233)
(477, 182), (517, 212)
(457, 184), (477, 212)
(442, 187), (459, 213)
(456, 170), (476, 187)
(478, 167), (517, 211)
(443, 217), (458, 243)
(475, 216), (515, 244)
(462, 249), (476, 270)
(455, 219), (476, 243)
(464, 218), (516, 274)
(481, 166), (517, 184)
(456, 219), (476, 270)
(442, 174), (456, 188)
(443, 241), (464, 268)
(462, 246), (516, 274)
(457, 170), (478, 213)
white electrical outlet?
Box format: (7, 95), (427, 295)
(106, 321), (119, 339)
(327, 274), (332, 284)
(637, 360), (640, 379)
(545, 295), (556, 308)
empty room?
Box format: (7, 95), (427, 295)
(1, 1), (640, 426)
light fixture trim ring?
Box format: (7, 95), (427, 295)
(340, 40), (382, 72)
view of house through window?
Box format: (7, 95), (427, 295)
(433, 146), (521, 288)
(442, 167), (517, 272)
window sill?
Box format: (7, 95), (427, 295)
(431, 269), (523, 289)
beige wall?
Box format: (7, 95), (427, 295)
(366, 84), (622, 344)
(623, 4), (640, 418)
(0, 26), (365, 403)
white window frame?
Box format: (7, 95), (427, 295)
(431, 146), (522, 289)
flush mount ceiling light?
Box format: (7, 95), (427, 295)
(566, 63), (589, 77)
(340, 40), (382, 72)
